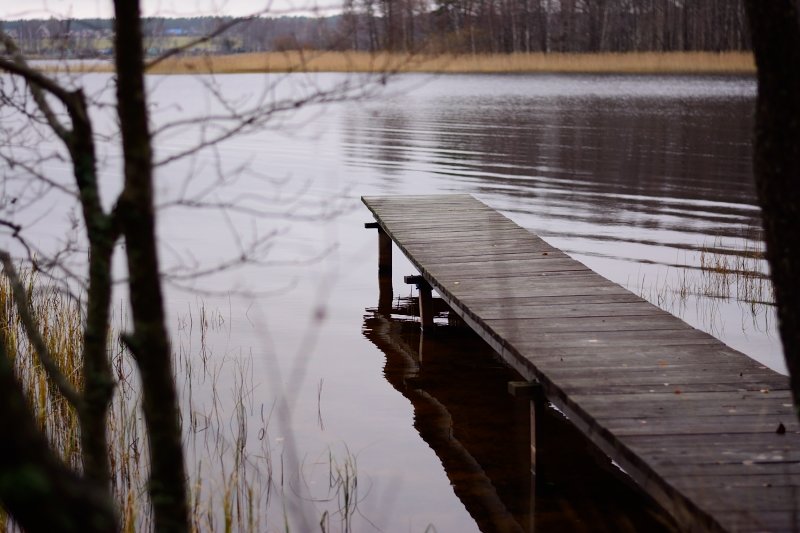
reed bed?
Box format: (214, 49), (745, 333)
(0, 270), (363, 532)
(631, 233), (775, 337)
(62, 50), (756, 75)
(698, 236), (774, 308)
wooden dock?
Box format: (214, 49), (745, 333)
(362, 194), (800, 532)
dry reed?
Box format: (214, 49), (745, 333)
(61, 50), (756, 75)
(631, 233), (774, 337)
(0, 271), (363, 532)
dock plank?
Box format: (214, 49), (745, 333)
(362, 194), (797, 532)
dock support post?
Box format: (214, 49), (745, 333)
(365, 222), (392, 275)
(366, 221), (393, 315)
(404, 275), (434, 331)
(509, 380), (545, 533)
(508, 380), (545, 472)
(508, 381), (547, 472)
(378, 275), (393, 316)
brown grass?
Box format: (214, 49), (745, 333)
(65, 50), (756, 75)
(0, 271), (364, 532)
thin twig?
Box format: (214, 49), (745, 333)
(0, 32), (74, 142)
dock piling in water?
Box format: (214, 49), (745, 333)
(509, 380), (547, 473)
(365, 221), (392, 275)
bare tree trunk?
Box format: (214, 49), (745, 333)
(62, 87), (117, 495)
(112, 1), (190, 531)
(744, 0), (800, 416)
(1, 24), (117, 514)
(0, 332), (118, 533)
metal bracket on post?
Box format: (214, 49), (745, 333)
(365, 222), (392, 275)
(404, 274), (434, 331)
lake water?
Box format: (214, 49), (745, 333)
(3, 71), (771, 531)
(153, 71), (771, 531)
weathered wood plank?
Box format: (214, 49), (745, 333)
(485, 314), (694, 334)
(446, 284), (634, 301)
(714, 511), (800, 533)
(542, 370), (775, 388)
(566, 394), (793, 418)
(456, 302), (661, 320)
(515, 344), (767, 364)
(362, 194), (796, 533)
(600, 415), (798, 437)
(394, 234), (544, 246)
(425, 260), (592, 277)
(656, 461), (800, 478)
(403, 241), (553, 257)
(505, 330), (722, 351)
(686, 488), (800, 512)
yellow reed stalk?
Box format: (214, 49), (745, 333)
(48, 50), (756, 75)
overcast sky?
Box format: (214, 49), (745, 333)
(0, 0), (336, 19)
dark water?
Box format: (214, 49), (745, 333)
(363, 297), (675, 532)
(8, 72), (769, 531)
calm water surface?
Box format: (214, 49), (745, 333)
(154, 72), (766, 531)
(7, 72), (770, 531)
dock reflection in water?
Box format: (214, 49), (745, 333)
(362, 293), (675, 532)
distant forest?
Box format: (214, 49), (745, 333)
(1, 1), (750, 57)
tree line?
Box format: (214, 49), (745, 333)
(3, 1), (751, 58)
(0, 16), (339, 56)
(341, 0), (751, 53)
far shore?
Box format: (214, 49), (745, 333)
(52, 51), (756, 75)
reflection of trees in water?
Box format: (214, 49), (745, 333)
(349, 85), (775, 366)
(362, 298), (675, 532)
(450, 97), (754, 204)
(341, 109), (414, 177)
(345, 85), (759, 244)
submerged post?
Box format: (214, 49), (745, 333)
(378, 275), (393, 316)
(404, 275), (434, 331)
(365, 222), (392, 275)
(508, 380), (546, 473)
(509, 379), (546, 532)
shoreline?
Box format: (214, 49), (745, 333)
(47, 51), (756, 75)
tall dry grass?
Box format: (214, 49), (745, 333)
(0, 271), (364, 532)
(69, 50), (756, 75)
(631, 232), (775, 338)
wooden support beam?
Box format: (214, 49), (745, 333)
(365, 222), (392, 274)
(405, 275), (434, 331)
(508, 380), (544, 401)
(509, 381), (546, 476)
(378, 275), (393, 316)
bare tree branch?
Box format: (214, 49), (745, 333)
(152, 83), (363, 168)
(0, 32), (73, 141)
(0, 218), (22, 235)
